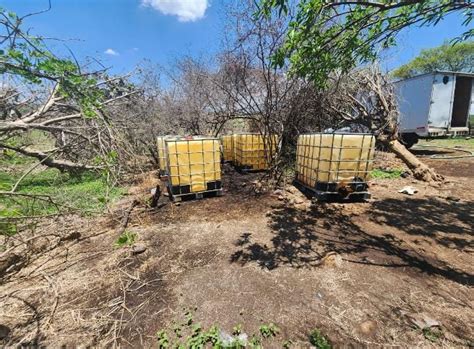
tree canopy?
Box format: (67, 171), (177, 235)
(391, 41), (474, 79)
(0, 5), (103, 117)
(258, 0), (473, 86)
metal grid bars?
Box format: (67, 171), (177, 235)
(234, 134), (277, 171)
(157, 135), (182, 176)
(165, 138), (222, 197)
(221, 135), (234, 163)
(296, 133), (375, 190)
(156, 136), (167, 175)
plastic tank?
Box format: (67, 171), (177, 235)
(157, 135), (181, 175)
(232, 134), (238, 161)
(296, 133), (375, 187)
(165, 137), (222, 195)
(156, 136), (168, 173)
(234, 133), (277, 170)
(221, 135), (234, 162)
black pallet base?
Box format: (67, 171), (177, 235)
(234, 164), (267, 173)
(169, 189), (223, 202)
(293, 179), (370, 203)
(166, 180), (223, 202)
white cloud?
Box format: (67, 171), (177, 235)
(142, 0), (208, 22)
(104, 48), (119, 56)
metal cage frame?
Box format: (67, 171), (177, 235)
(294, 132), (375, 201)
(164, 137), (223, 201)
(233, 133), (277, 172)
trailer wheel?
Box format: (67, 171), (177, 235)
(401, 133), (419, 149)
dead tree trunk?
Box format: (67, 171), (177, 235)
(327, 67), (444, 183)
(385, 139), (444, 182)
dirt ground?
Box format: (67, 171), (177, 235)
(1, 149), (473, 348)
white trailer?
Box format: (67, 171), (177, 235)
(393, 71), (473, 147)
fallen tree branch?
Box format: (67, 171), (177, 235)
(116, 200), (139, 236)
(0, 144), (101, 173)
(10, 151), (58, 192)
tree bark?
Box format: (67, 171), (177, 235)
(385, 139), (444, 182)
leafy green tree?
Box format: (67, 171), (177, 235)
(1, 6), (137, 180)
(258, 0), (459, 182)
(392, 41), (474, 79)
(0, 5), (102, 116)
(258, 0), (473, 86)
(0, 6), (141, 236)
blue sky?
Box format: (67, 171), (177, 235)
(2, 0), (470, 76)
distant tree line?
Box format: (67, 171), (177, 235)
(392, 41), (474, 79)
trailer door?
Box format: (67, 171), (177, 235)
(394, 74), (433, 135)
(451, 76), (472, 127)
(429, 73), (455, 128)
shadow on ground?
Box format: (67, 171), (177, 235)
(371, 198), (473, 251)
(410, 148), (458, 156)
(230, 197), (473, 286)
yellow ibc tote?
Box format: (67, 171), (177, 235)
(165, 137), (222, 199)
(232, 134), (238, 161)
(221, 135), (234, 162)
(157, 135), (180, 176)
(156, 136), (167, 175)
(295, 133), (375, 200)
(234, 133), (277, 171)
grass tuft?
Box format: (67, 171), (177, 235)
(0, 167), (124, 236)
(309, 328), (331, 349)
(370, 168), (404, 179)
(115, 231), (137, 247)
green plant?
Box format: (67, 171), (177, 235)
(258, 1), (472, 87)
(419, 137), (474, 150)
(249, 335), (262, 348)
(0, 206), (21, 237)
(423, 327), (443, 342)
(309, 329), (331, 349)
(115, 231), (137, 247)
(154, 312), (285, 348)
(259, 323), (279, 338)
(157, 330), (169, 348)
(184, 310), (194, 325)
(392, 41), (474, 79)
(0, 168), (124, 227)
(370, 168), (404, 179)
(173, 322), (183, 338)
(233, 324), (242, 335)
(0, 7), (105, 116)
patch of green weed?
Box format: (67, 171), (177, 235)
(0, 168), (124, 216)
(0, 168), (124, 237)
(0, 171), (14, 190)
(0, 150), (35, 167)
(419, 137), (474, 150)
(155, 311), (283, 349)
(259, 323), (279, 338)
(423, 327), (443, 342)
(115, 231), (137, 247)
(232, 324), (242, 335)
(370, 168), (404, 179)
(309, 328), (331, 349)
